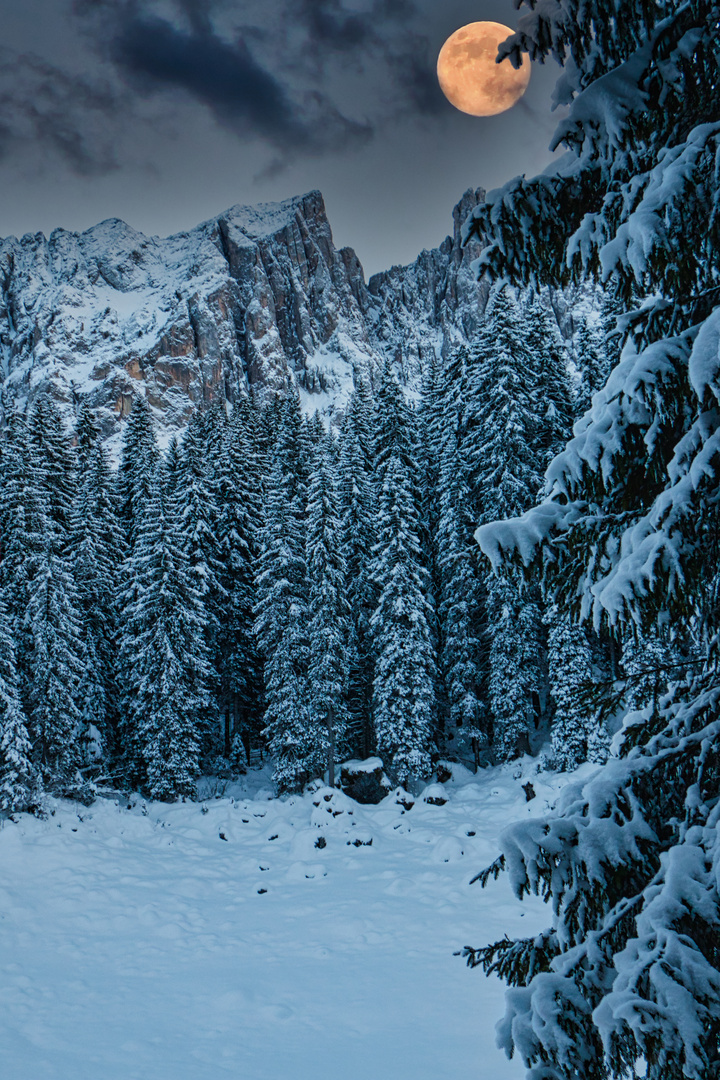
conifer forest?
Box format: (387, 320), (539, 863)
(0, 285), (615, 810)
(4, 2), (720, 1080)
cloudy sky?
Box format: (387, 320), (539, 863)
(2, 0), (564, 275)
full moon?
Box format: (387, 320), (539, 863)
(437, 22), (530, 117)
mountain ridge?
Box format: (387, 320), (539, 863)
(0, 187), (488, 444)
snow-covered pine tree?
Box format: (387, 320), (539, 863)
(28, 394), (77, 549)
(435, 413), (488, 766)
(24, 500), (86, 790)
(275, 388), (310, 506)
(573, 310), (606, 414)
(254, 453), (311, 794)
(0, 408), (86, 789)
(74, 397), (100, 472)
(175, 411), (224, 729)
(164, 435), (182, 499)
(0, 595), (38, 813)
(371, 454), (435, 787)
(71, 411), (125, 763)
(117, 395), (159, 551)
(546, 605), (607, 770)
(373, 357), (417, 485)
(306, 441), (349, 787)
(0, 413), (37, 680)
(344, 372), (376, 466)
(465, 287), (540, 525)
(467, 4), (720, 1078)
(522, 292), (575, 473)
(119, 476), (211, 799)
(465, 288), (546, 760)
(215, 401), (264, 762)
(337, 426), (377, 757)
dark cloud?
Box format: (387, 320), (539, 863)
(112, 16), (303, 141)
(299, 0), (377, 51)
(1, 0), (445, 176)
(89, 4), (372, 153)
(0, 48), (125, 175)
(394, 40), (446, 115)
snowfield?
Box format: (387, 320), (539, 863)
(0, 761), (587, 1080)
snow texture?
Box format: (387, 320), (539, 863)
(0, 760), (579, 1080)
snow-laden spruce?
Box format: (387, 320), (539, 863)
(370, 454), (435, 786)
(465, 3), (720, 1079)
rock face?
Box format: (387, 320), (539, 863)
(0, 188), (489, 440)
(364, 187), (489, 382)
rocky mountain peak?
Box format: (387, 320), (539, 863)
(0, 188), (488, 445)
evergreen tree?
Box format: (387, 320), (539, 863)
(466, 287), (540, 525)
(337, 426), (377, 757)
(1, 411), (86, 789)
(467, 288), (546, 760)
(25, 524), (85, 788)
(71, 402), (124, 760)
(119, 477), (211, 799)
(546, 605), (607, 770)
(306, 442), (349, 786)
(164, 435), (182, 499)
(175, 411), (224, 726)
(485, 576), (543, 760)
(371, 454), (435, 787)
(467, 5), (720, 1078)
(343, 372), (376, 465)
(28, 395), (77, 549)
(0, 414), (37, 678)
(522, 292), (575, 473)
(574, 311), (607, 414)
(436, 428), (488, 765)
(117, 395), (159, 551)
(0, 597), (37, 813)
(373, 358), (417, 485)
(254, 456), (311, 793)
(215, 403), (264, 762)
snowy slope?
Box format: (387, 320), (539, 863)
(0, 760), (595, 1080)
(0, 190), (489, 443)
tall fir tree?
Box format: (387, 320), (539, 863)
(254, 455), (311, 793)
(117, 395), (159, 551)
(522, 291), (575, 474)
(24, 515), (86, 789)
(467, 287), (546, 760)
(435, 418), (489, 765)
(175, 411), (225, 731)
(467, 4), (720, 1077)
(337, 426), (377, 757)
(306, 441), (349, 786)
(371, 454), (436, 787)
(0, 596), (38, 813)
(71, 402), (124, 760)
(119, 476), (212, 799)
(215, 402), (264, 761)
(546, 605), (608, 770)
(28, 395), (77, 549)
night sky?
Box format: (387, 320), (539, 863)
(2, 0), (563, 275)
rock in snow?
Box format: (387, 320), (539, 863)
(0, 188), (488, 443)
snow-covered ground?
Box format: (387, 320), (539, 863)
(0, 760), (588, 1080)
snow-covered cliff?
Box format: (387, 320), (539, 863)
(0, 188), (488, 438)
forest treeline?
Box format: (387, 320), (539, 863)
(0, 286), (675, 809)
